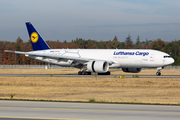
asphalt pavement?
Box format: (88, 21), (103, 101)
(0, 100), (179, 120)
(0, 74), (180, 78)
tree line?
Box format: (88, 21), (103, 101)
(0, 35), (179, 65)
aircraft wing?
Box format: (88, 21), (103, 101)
(5, 50), (114, 64)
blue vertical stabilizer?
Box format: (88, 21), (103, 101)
(26, 22), (50, 51)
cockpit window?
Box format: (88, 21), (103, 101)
(164, 56), (171, 58)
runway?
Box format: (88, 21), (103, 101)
(0, 74), (180, 78)
(0, 100), (179, 120)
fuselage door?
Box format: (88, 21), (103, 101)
(150, 54), (154, 61)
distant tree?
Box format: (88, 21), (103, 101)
(63, 40), (67, 43)
(125, 34), (133, 44)
(145, 38), (149, 46)
(16, 36), (23, 43)
(113, 35), (118, 42)
(14, 43), (21, 51)
(152, 39), (166, 51)
(136, 36), (140, 46)
(74, 38), (87, 48)
(125, 34), (133, 48)
(68, 42), (79, 49)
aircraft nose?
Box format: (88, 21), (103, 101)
(170, 58), (175, 64)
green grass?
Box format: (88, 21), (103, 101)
(10, 94), (14, 99)
(133, 75), (139, 78)
(89, 98), (96, 102)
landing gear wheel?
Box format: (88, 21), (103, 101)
(106, 71), (111, 75)
(78, 71), (91, 75)
(98, 71), (111, 75)
(87, 72), (91, 75)
(82, 71), (86, 75)
(156, 72), (161, 76)
(84, 71), (91, 75)
(78, 71), (82, 75)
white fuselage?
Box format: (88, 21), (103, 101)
(27, 49), (174, 68)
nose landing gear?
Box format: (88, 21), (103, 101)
(156, 71), (161, 76)
(156, 67), (163, 76)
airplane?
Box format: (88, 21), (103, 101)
(5, 22), (174, 76)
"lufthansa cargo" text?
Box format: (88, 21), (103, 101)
(113, 51), (149, 56)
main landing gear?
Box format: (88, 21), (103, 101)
(78, 70), (91, 75)
(156, 67), (163, 76)
(78, 70), (111, 75)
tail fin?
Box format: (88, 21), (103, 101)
(26, 22), (50, 51)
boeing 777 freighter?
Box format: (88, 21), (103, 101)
(5, 22), (174, 76)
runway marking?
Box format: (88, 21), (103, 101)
(0, 106), (179, 114)
(0, 116), (90, 120)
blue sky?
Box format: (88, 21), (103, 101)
(1, 0), (180, 42)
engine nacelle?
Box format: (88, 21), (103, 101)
(87, 61), (109, 73)
(122, 68), (142, 73)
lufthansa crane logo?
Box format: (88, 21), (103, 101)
(31, 32), (39, 43)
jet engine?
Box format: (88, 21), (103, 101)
(87, 61), (109, 73)
(122, 68), (142, 73)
